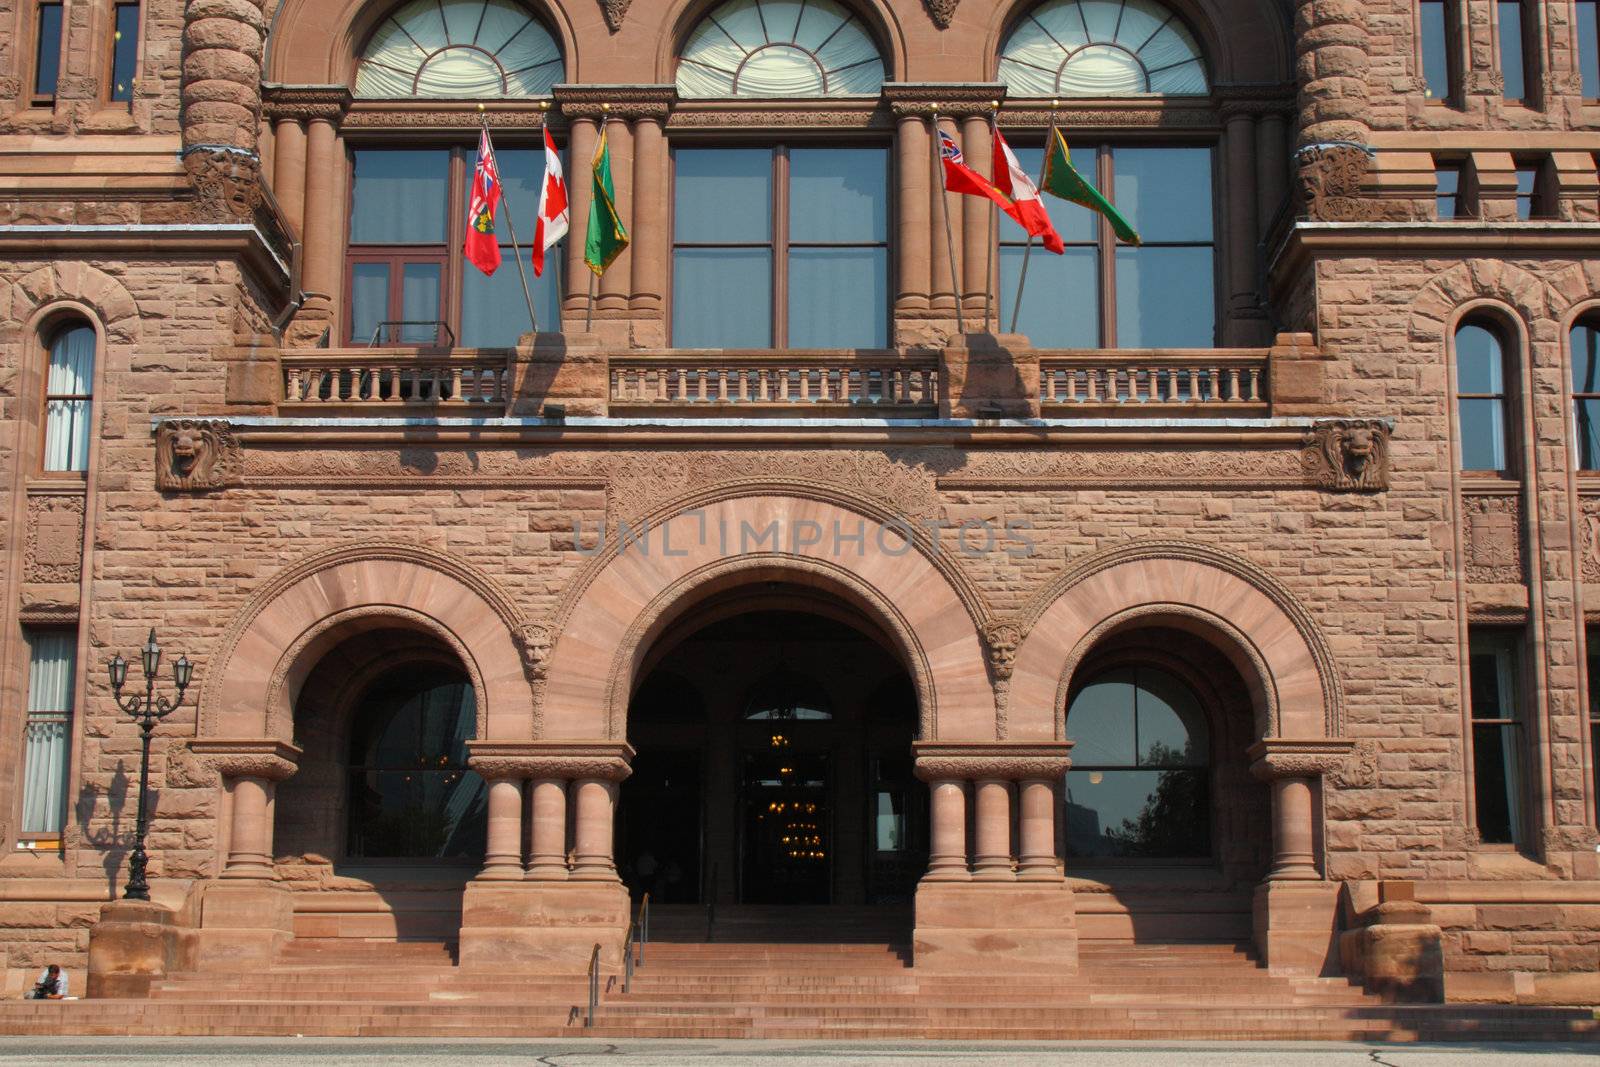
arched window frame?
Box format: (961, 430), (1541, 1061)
(352, 0), (564, 100)
(1452, 311), (1522, 477)
(673, 0), (888, 99)
(1569, 311), (1600, 472)
(38, 317), (97, 477)
(995, 0), (1210, 99)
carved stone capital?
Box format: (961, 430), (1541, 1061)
(913, 741), (1073, 782)
(881, 82), (1006, 119)
(466, 740), (635, 782)
(1247, 738), (1356, 782)
(155, 419), (243, 492)
(553, 83), (676, 122)
(189, 738), (302, 781)
(261, 83), (354, 124)
(1302, 418), (1390, 492)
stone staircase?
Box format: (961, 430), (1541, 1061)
(0, 908), (1596, 1040)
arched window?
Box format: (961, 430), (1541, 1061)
(42, 322), (95, 473)
(1064, 666), (1209, 858)
(355, 0), (562, 98)
(345, 665), (486, 859)
(744, 670), (833, 720)
(998, 0), (1208, 98)
(675, 0), (886, 98)
(1572, 319), (1600, 470)
(1456, 319), (1511, 473)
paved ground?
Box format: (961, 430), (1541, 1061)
(0, 1039), (1595, 1065)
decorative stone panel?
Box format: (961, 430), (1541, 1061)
(24, 493), (85, 585)
(1580, 496), (1600, 583)
(1463, 491), (1523, 585)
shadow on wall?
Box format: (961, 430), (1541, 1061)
(74, 760), (133, 899)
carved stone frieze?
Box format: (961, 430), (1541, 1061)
(156, 419), (243, 491)
(1578, 497), (1600, 582)
(995, 105), (1219, 129)
(913, 742), (1073, 782)
(944, 446), (1305, 489)
(668, 107), (879, 128)
(1302, 419), (1390, 492)
(24, 493), (85, 585)
(466, 740), (634, 782)
(189, 739), (302, 781)
(554, 84), (675, 122)
(1247, 738), (1357, 781)
(925, 0), (958, 28)
(881, 82), (1006, 119)
(261, 84), (354, 124)
(1463, 492), (1523, 584)
(341, 108), (556, 129)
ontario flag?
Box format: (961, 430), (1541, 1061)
(993, 127), (1064, 255)
(463, 128), (502, 276)
(532, 125), (568, 278)
(938, 128), (1012, 213)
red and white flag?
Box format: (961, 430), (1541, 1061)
(463, 128), (503, 276)
(532, 126), (569, 277)
(992, 127), (1064, 255)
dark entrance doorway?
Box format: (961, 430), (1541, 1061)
(618, 596), (927, 910)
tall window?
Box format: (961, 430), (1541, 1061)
(1419, 0), (1458, 103)
(1063, 666), (1209, 859)
(43, 323), (95, 473)
(346, 146), (562, 346)
(1588, 626), (1600, 826)
(32, 2), (62, 102)
(355, 0), (562, 98)
(675, 0), (885, 98)
(997, 0), (1209, 97)
(1572, 320), (1600, 470)
(1579, 0), (1600, 100)
(345, 665), (485, 859)
(999, 144), (1214, 348)
(1468, 629), (1526, 846)
(21, 630), (75, 838)
(1456, 320), (1510, 473)
(1435, 160), (1463, 218)
(671, 145), (889, 349)
(1513, 162), (1545, 219)
(109, 2), (140, 103)
(1497, 1), (1531, 103)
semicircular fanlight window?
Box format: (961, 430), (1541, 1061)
(676, 0), (886, 98)
(356, 0), (563, 98)
(998, 0), (1208, 97)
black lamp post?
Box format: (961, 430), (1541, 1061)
(108, 628), (193, 902)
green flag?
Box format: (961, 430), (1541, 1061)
(584, 128), (630, 276)
(1041, 127), (1141, 246)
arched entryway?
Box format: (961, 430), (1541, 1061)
(618, 595), (927, 915)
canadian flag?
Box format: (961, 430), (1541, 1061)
(532, 125), (569, 277)
(993, 127), (1064, 255)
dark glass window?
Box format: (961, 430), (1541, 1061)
(1436, 162), (1462, 219)
(1580, 0), (1600, 100)
(1588, 627), (1600, 826)
(1457, 321), (1510, 472)
(1498, 1), (1527, 102)
(1000, 144), (1215, 348)
(33, 3), (63, 99)
(346, 145), (563, 346)
(1572, 321), (1600, 470)
(110, 3), (139, 103)
(1420, 0), (1456, 103)
(1514, 164), (1539, 219)
(1064, 666), (1210, 859)
(743, 671), (833, 721)
(345, 666), (486, 859)
(1468, 629), (1525, 846)
(671, 145), (889, 349)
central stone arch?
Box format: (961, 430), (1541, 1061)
(541, 494), (993, 742)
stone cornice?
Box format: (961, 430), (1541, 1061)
(0, 224), (290, 288)
(553, 83), (676, 121)
(1247, 738), (1356, 781)
(189, 738), (302, 780)
(913, 741), (1073, 781)
(261, 84), (354, 123)
(881, 82), (1007, 118)
(1270, 221), (1600, 283)
(466, 739), (635, 781)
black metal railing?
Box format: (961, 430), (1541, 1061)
(586, 893), (652, 1028)
(705, 862), (718, 943)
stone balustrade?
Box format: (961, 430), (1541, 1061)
(1038, 351), (1269, 411)
(281, 351), (512, 410)
(608, 352), (940, 413)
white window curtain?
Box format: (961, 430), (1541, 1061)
(43, 325), (95, 473)
(22, 631), (76, 834)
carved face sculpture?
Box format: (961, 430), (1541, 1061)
(170, 424), (202, 476)
(519, 624), (552, 675)
(986, 624), (1021, 677)
(1341, 424), (1375, 475)
(156, 418), (233, 491)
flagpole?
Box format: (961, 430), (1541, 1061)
(985, 101), (998, 333)
(1008, 101), (1057, 336)
(931, 107), (965, 337)
(478, 104), (540, 337)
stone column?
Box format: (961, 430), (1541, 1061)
(960, 111), (993, 325)
(1293, 0), (1374, 220)
(922, 778), (969, 881)
(929, 114), (961, 316)
(1016, 778), (1060, 880)
(467, 760), (526, 881)
(572, 778), (621, 880)
(302, 115), (340, 305)
(972, 779), (1013, 880)
(1255, 111), (1289, 234)
(190, 743), (299, 881)
(562, 116), (598, 316)
(597, 115), (632, 312)
(1221, 103), (1261, 345)
(629, 112), (668, 320)
(526, 778), (569, 880)
(273, 118), (306, 235)
(892, 111), (931, 316)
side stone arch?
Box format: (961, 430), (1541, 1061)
(1408, 260), (1552, 345)
(6, 264), (140, 345)
(1005, 539), (1343, 742)
(541, 493), (992, 741)
(198, 541), (534, 742)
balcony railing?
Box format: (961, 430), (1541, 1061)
(281, 351), (511, 412)
(609, 352), (939, 415)
(1038, 351), (1269, 412)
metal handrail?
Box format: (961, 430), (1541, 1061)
(585, 941), (601, 1026)
(366, 319), (457, 348)
(705, 862), (718, 943)
(636, 892), (650, 967)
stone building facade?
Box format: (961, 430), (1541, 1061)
(0, 0), (1595, 1011)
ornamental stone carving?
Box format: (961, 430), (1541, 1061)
(24, 493), (84, 585)
(156, 418), (242, 491)
(183, 147), (264, 221)
(515, 623), (553, 680)
(1294, 143), (1379, 222)
(882, 82), (1006, 119)
(189, 739), (301, 781)
(913, 742), (1073, 781)
(554, 84), (675, 122)
(1463, 493), (1523, 584)
(1579, 499), (1600, 582)
(1303, 419), (1390, 492)
(466, 740), (635, 782)
(983, 621), (1022, 681)
(1247, 738), (1356, 781)
(599, 0), (631, 31)
(925, 0), (958, 29)
(1330, 738), (1378, 789)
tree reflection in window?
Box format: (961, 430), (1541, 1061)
(345, 665), (487, 859)
(1063, 666), (1209, 858)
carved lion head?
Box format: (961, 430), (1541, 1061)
(156, 419), (236, 491)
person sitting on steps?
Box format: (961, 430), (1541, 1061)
(26, 965), (68, 1000)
